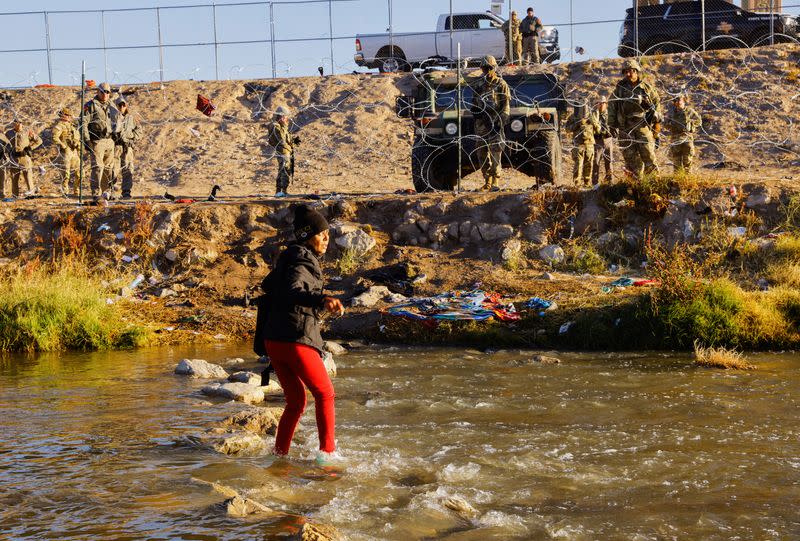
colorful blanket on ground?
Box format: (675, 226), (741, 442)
(386, 289), (520, 322)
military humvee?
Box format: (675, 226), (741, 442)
(396, 72), (566, 191)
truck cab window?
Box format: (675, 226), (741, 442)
(477, 17), (497, 30)
(446, 15), (480, 30)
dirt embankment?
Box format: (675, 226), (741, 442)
(0, 178), (794, 349)
(0, 44), (797, 197)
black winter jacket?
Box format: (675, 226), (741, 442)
(260, 243), (327, 353)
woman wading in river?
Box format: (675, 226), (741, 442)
(260, 204), (344, 465)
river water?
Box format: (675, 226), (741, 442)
(0, 345), (798, 540)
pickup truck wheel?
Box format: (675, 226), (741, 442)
(376, 46), (409, 73)
(412, 139), (459, 192)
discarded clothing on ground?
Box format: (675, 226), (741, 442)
(602, 276), (659, 293)
(523, 297), (553, 311)
(365, 263), (420, 297)
(387, 289), (520, 322)
(196, 94), (216, 117)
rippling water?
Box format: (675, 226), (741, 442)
(1, 345), (798, 540)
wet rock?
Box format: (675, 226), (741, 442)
(501, 239), (522, 262)
(323, 341), (347, 355)
(335, 228), (376, 255)
(201, 382), (265, 405)
(228, 371), (262, 386)
(225, 357), (247, 365)
(539, 244), (565, 264)
(322, 352), (337, 378)
(289, 523), (343, 541)
(213, 432), (267, 456)
(175, 359), (228, 379)
(351, 285), (391, 308)
(531, 354), (561, 364)
(443, 496), (479, 520)
(220, 407), (283, 435)
(224, 495), (273, 518)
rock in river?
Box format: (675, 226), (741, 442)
(290, 522), (343, 541)
(174, 359), (228, 379)
(228, 371), (262, 386)
(224, 495), (274, 518)
(202, 382), (265, 404)
(219, 407), (284, 435)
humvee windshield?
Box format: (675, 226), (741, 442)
(433, 80), (562, 112)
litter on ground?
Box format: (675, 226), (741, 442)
(386, 290), (520, 323)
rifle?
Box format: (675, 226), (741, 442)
(289, 149), (295, 184)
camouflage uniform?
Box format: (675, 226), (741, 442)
(0, 132), (10, 198)
(82, 86), (117, 197)
(6, 126), (42, 196)
(569, 107), (601, 185)
(52, 110), (82, 195)
(471, 56), (511, 190)
(112, 99), (141, 198)
(267, 107), (294, 194)
(666, 101), (702, 173)
(501, 13), (523, 64)
(608, 60), (661, 179)
(519, 13), (542, 64)
(592, 103), (614, 183)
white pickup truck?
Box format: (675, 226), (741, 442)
(354, 11), (560, 73)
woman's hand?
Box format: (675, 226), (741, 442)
(323, 296), (345, 316)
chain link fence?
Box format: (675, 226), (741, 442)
(0, 1), (797, 87)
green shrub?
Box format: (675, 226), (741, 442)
(335, 248), (362, 276)
(0, 263), (150, 352)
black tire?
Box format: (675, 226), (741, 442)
(377, 46), (410, 73)
(537, 130), (562, 185)
(411, 138), (459, 192)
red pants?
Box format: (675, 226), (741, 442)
(265, 340), (336, 454)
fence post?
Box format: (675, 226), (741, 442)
(701, 0), (706, 52)
(269, 2), (277, 78)
(570, 0), (574, 63)
(212, 3), (219, 80)
(388, 0), (394, 60)
(156, 7), (164, 83)
(769, 0), (775, 46)
(449, 0), (453, 60)
(101, 11), (109, 82)
(44, 12), (53, 85)
(633, 0), (639, 56)
(328, 0), (334, 75)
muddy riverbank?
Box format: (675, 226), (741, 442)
(2, 180), (800, 352)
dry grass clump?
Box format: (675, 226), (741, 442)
(694, 342), (755, 370)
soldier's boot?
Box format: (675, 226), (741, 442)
(480, 177), (492, 191)
(490, 175), (500, 191)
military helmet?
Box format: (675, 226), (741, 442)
(116, 97), (128, 106)
(622, 59), (642, 73)
(481, 55), (498, 70)
(59, 107), (72, 117)
(274, 105), (290, 118)
(98, 82), (111, 93)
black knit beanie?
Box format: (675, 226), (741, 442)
(293, 204), (329, 241)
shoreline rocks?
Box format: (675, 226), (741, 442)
(201, 382), (265, 404)
(175, 359), (228, 379)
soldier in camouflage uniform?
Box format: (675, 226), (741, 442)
(501, 11), (523, 65)
(568, 104), (601, 185)
(267, 106), (298, 197)
(470, 55), (510, 191)
(592, 96), (614, 184)
(0, 131), (11, 199)
(6, 121), (42, 196)
(82, 82), (117, 198)
(112, 97), (141, 199)
(665, 93), (702, 174)
(52, 108), (81, 196)
(608, 59), (661, 179)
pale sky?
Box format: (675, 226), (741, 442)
(0, 0), (797, 87)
